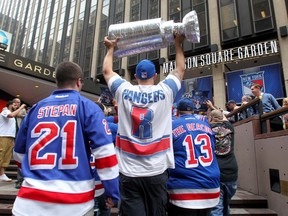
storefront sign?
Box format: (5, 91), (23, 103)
(0, 50), (102, 95)
(163, 40), (278, 74)
(0, 50), (55, 82)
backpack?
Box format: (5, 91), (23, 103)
(211, 124), (233, 156)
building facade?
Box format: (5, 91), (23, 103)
(0, 0), (288, 108)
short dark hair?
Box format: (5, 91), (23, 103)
(6, 100), (13, 107)
(56, 61), (83, 88)
(227, 100), (236, 105)
(13, 98), (21, 103)
(250, 83), (262, 89)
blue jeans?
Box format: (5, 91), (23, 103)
(210, 181), (237, 216)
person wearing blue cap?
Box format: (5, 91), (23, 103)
(102, 33), (186, 216)
(167, 97), (220, 216)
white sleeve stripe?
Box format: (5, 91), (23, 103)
(22, 178), (95, 193)
(13, 151), (24, 163)
(97, 165), (119, 181)
(91, 144), (116, 159)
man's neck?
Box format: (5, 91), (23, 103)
(138, 80), (154, 85)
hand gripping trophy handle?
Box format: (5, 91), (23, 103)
(108, 10), (200, 58)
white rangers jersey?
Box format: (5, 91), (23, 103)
(108, 74), (181, 177)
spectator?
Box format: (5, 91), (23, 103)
(250, 83), (282, 131)
(95, 101), (118, 145)
(239, 95), (255, 120)
(241, 95), (252, 105)
(12, 97), (27, 189)
(102, 33), (185, 216)
(12, 61), (120, 216)
(282, 97), (288, 129)
(90, 154), (111, 216)
(206, 100), (229, 120)
(208, 109), (238, 216)
(226, 100), (240, 112)
(167, 98), (220, 216)
(13, 98), (27, 129)
(94, 101), (118, 216)
(0, 101), (26, 182)
(225, 100), (240, 123)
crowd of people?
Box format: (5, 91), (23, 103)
(0, 32), (287, 216)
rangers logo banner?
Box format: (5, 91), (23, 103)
(226, 63), (284, 103)
(240, 71), (265, 96)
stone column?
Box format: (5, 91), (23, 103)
(273, 0), (288, 96)
(208, 0), (226, 109)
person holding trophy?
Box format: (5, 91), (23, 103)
(102, 32), (185, 215)
(102, 11), (199, 215)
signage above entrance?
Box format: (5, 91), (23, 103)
(163, 40), (279, 75)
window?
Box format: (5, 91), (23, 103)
(168, 0), (181, 56)
(219, 0), (238, 41)
(147, 0), (160, 60)
(97, 0), (124, 74)
(251, 0), (274, 33)
(193, 0), (208, 49)
(168, 0), (208, 56)
(127, 0), (141, 66)
(83, 0), (98, 76)
(97, 0), (110, 75)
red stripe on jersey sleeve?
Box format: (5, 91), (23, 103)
(95, 184), (103, 190)
(95, 154), (118, 169)
(18, 186), (94, 204)
(15, 161), (22, 169)
(116, 137), (170, 156)
(169, 191), (220, 200)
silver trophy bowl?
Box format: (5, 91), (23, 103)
(108, 11), (200, 58)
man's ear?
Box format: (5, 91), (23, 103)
(76, 78), (82, 88)
(153, 73), (157, 80)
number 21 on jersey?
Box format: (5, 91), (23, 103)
(29, 121), (78, 170)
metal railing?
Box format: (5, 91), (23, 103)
(225, 97), (288, 133)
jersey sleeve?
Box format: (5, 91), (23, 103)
(162, 74), (182, 100)
(1, 109), (10, 118)
(13, 115), (29, 167)
(84, 101), (120, 202)
(107, 74), (126, 97)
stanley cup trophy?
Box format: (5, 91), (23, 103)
(108, 10), (200, 58)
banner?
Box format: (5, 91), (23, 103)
(174, 76), (212, 112)
(226, 63), (284, 103)
(240, 71), (265, 95)
(99, 87), (114, 106)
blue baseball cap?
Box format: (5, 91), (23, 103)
(136, 60), (156, 80)
(177, 98), (194, 111)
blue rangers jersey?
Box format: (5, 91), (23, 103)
(90, 155), (104, 197)
(168, 114), (220, 209)
(108, 74), (181, 177)
(12, 90), (119, 216)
